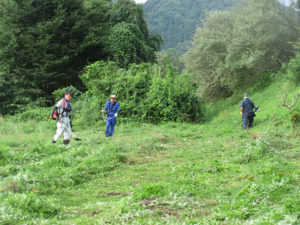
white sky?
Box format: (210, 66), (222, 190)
(134, 0), (147, 4)
(134, 0), (293, 6)
(278, 0), (294, 5)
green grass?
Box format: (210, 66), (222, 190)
(1, 79), (300, 224)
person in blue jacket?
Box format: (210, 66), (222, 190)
(240, 93), (259, 130)
(102, 95), (120, 137)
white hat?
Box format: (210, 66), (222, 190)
(110, 95), (116, 99)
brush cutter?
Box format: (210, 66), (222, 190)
(102, 110), (114, 121)
(61, 123), (82, 141)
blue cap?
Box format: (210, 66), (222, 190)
(65, 90), (73, 95)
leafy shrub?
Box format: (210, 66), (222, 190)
(14, 107), (51, 122)
(286, 52), (300, 85)
(79, 61), (205, 124)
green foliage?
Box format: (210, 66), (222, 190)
(79, 61), (205, 124)
(111, 0), (149, 38)
(286, 51), (300, 85)
(108, 0), (162, 67)
(1, 193), (62, 221)
(290, 110), (300, 127)
(52, 86), (82, 102)
(108, 22), (151, 68)
(0, 0), (108, 114)
(14, 107), (51, 122)
(143, 0), (233, 52)
(133, 184), (166, 201)
(0, 0), (161, 115)
(184, 0), (299, 99)
(156, 49), (184, 74)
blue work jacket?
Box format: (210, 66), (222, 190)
(240, 97), (255, 116)
(105, 101), (120, 117)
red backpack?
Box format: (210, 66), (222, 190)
(51, 98), (67, 120)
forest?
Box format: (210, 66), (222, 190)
(0, 0), (162, 114)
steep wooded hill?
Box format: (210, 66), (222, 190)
(143, 0), (233, 52)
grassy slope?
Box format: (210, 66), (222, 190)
(1, 78), (300, 224)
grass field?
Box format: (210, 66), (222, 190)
(1, 79), (300, 224)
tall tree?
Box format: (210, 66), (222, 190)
(0, 0), (112, 113)
(108, 0), (162, 67)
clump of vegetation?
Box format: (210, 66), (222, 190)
(280, 93), (300, 127)
(133, 184), (167, 201)
(77, 61), (205, 124)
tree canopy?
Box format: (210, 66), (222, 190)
(184, 0), (299, 99)
(0, 0), (161, 114)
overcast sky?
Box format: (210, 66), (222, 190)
(133, 0), (294, 5)
(278, 0), (294, 5)
(134, 0), (147, 4)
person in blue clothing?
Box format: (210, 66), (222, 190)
(240, 93), (259, 130)
(102, 95), (120, 137)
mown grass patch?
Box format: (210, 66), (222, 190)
(1, 79), (300, 224)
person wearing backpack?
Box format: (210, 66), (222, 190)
(240, 93), (259, 130)
(102, 95), (120, 137)
(51, 90), (73, 145)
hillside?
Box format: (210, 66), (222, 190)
(143, 0), (233, 52)
(1, 77), (300, 224)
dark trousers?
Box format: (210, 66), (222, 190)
(106, 117), (116, 137)
(242, 114), (254, 130)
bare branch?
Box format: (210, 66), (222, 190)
(288, 94), (300, 109)
(281, 93), (289, 108)
(281, 93), (300, 112)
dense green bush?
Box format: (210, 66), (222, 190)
(286, 52), (300, 85)
(14, 108), (51, 122)
(78, 61), (205, 124)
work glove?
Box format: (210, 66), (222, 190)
(114, 113), (118, 117)
(240, 112), (243, 115)
(102, 109), (105, 113)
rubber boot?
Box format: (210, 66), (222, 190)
(63, 139), (70, 145)
(52, 140), (56, 144)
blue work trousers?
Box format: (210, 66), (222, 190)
(242, 114), (254, 130)
(106, 117), (117, 137)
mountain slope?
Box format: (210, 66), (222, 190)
(143, 0), (233, 52)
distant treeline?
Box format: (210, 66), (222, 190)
(0, 0), (162, 114)
(143, 0), (234, 52)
